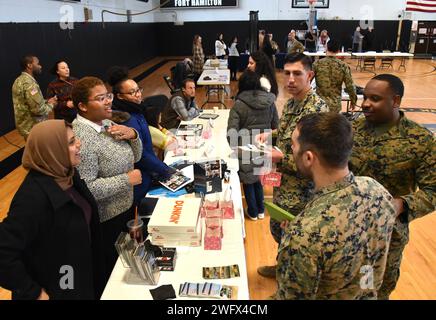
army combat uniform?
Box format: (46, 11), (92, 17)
(350, 112), (436, 299)
(313, 56), (357, 113)
(275, 173), (396, 300)
(12, 72), (53, 139)
(271, 90), (329, 243)
(287, 40), (305, 55)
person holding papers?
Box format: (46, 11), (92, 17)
(227, 70), (278, 221)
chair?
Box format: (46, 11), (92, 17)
(163, 75), (177, 95)
(380, 50), (394, 69)
(363, 57), (376, 71)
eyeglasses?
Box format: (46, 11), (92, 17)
(120, 88), (143, 96)
(89, 93), (114, 103)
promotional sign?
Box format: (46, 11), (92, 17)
(160, 0), (238, 9)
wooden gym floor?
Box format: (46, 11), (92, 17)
(0, 56), (435, 300)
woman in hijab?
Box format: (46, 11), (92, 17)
(0, 120), (104, 300)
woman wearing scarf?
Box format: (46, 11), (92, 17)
(0, 120), (104, 300)
(108, 67), (175, 206)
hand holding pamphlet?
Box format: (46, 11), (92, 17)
(264, 201), (296, 222)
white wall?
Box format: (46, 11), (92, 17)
(153, 0), (436, 23)
(0, 0), (155, 23)
(0, 0), (434, 23)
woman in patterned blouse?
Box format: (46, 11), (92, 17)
(192, 34), (205, 81)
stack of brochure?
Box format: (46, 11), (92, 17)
(176, 124), (204, 149)
(178, 282), (238, 300)
(115, 233), (160, 285)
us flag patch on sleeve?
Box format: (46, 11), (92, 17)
(30, 88), (38, 95)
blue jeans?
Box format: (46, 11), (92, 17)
(243, 182), (265, 218)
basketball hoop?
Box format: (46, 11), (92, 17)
(308, 0), (316, 9)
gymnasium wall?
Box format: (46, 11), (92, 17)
(0, 22), (157, 135)
(155, 20), (404, 57)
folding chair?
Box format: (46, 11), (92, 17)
(380, 50), (393, 70)
(163, 75), (177, 95)
(363, 57), (376, 71)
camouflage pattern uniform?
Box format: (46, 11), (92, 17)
(287, 40), (305, 54)
(271, 90), (329, 243)
(275, 173), (396, 300)
(313, 56), (357, 113)
(350, 112), (436, 299)
(12, 72), (53, 139)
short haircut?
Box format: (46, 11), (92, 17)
(182, 78), (195, 88)
(284, 53), (313, 71)
(238, 70), (262, 93)
(327, 39), (340, 53)
(72, 76), (105, 109)
(296, 112), (353, 168)
(20, 55), (36, 71)
(371, 74), (404, 98)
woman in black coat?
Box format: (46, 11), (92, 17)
(0, 120), (104, 300)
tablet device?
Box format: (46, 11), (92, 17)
(264, 201), (295, 222)
(199, 113), (219, 120)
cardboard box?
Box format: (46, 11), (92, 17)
(148, 198), (201, 234)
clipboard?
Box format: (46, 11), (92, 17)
(264, 201), (295, 222)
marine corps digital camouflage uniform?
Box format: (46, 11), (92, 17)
(275, 173), (396, 300)
(271, 90), (329, 243)
(12, 72), (53, 139)
(350, 112), (436, 299)
(313, 56), (357, 113)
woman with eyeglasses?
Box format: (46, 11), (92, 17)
(71, 76), (143, 283)
(46, 60), (78, 123)
(108, 67), (175, 206)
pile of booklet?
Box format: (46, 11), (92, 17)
(115, 233), (160, 285)
(156, 247), (177, 272)
(176, 124), (204, 149)
(148, 198), (202, 247)
(202, 265), (240, 279)
(178, 282), (238, 300)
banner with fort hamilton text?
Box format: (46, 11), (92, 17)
(160, 0), (238, 9)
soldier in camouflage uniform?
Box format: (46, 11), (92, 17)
(286, 30), (305, 55)
(12, 55), (57, 140)
(256, 53), (329, 278)
(313, 39), (357, 113)
(349, 74), (435, 299)
(275, 113), (396, 300)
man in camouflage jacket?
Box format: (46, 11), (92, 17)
(313, 39), (357, 113)
(349, 74), (435, 299)
(12, 55), (57, 139)
(256, 53), (329, 278)
(275, 113), (396, 299)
